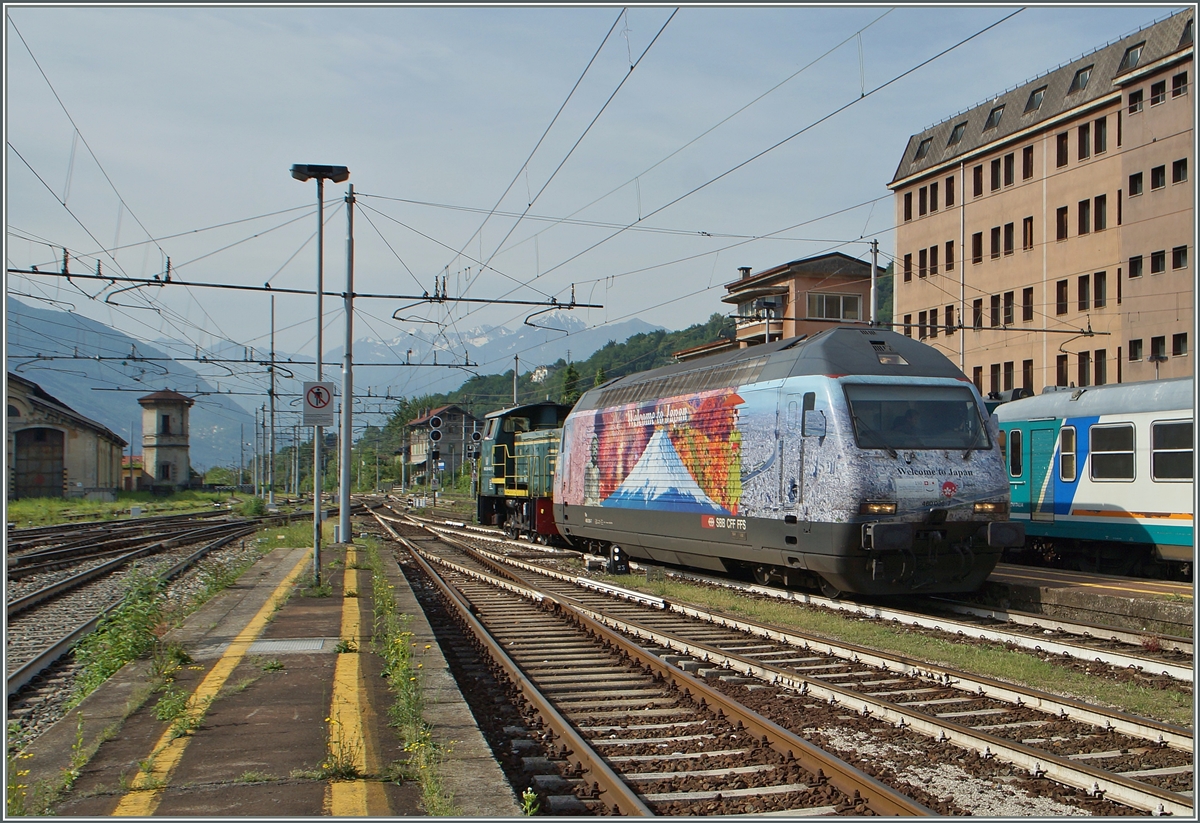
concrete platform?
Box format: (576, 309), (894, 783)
(18, 540), (520, 817)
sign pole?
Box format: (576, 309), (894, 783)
(313, 176), (324, 585)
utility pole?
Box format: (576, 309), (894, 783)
(268, 296), (276, 508)
(513, 354), (518, 405)
(870, 238), (879, 326)
(239, 423), (245, 490)
(339, 184), (355, 544)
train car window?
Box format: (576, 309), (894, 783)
(1151, 420), (1194, 480)
(1059, 427), (1077, 481)
(1089, 423), (1135, 480)
(1008, 429), (1023, 477)
(843, 384), (989, 450)
(484, 419), (500, 439)
(504, 417), (530, 433)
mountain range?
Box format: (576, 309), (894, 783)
(6, 299), (661, 469)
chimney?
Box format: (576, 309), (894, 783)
(738, 266), (752, 279)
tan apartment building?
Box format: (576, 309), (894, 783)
(889, 10), (1193, 396)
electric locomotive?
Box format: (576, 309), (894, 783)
(552, 327), (1023, 597)
(994, 377), (1193, 578)
(476, 400), (573, 542)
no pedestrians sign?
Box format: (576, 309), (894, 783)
(303, 381), (336, 427)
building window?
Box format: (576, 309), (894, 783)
(1090, 424), (1134, 481)
(929, 181), (939, 211)
(1022, 359), (1033, 392)
(1173, 332), (1188, 356)
(1022, 216), (1034, 250)
(919, 186), (927, 216)
(1059, 425), (1076, 479)
(972, 366), (983, 392)
(1117, 266), (1123, 304)
(1172, 71), (1188, 97)
(1068, 65), (1092, 94)
(904, 253), (912, 281)
(973, 165), (983, 197)
(1078, 274), (1090, 311)
(1056, 355), (1069, 387)
(1173, 245), (1188, 269)
(161, 414), (171, 435)
(1151, 250), (1166, 274)
(1094, 116), (1107, 154)
(990, 158), (1001, 191)
(1003, 361), (1014, 391)
(1152, 421), (1193, 480)
(1119, 42), (1144, 73)
(1077, 351), (1091, 387)
(945, 304), (955, 335)
(1128, 89), (1144, 114)
(990, 294), (1001, 327)
(1093, 194), (1106, 231)
(990, 226), (1001, 259)
(919, 248), (927, 278)
(1025, 85), (1047, 113)
(972, 232), (983, 263)
(159, 463), (172, 481)
(903, 314), (912, 337)
(1078, 122), (1091, 160)
(1056, 133), (1068, 167)
(1094, 271), (1106, 309)
(918, 310), (927, 339)
(1117, 189), (1122, 225)
(1150, 79), (1166, 105)
(1129, 171), (1143, 195)
(948, 122), (967, 146)
(1056, 280), (1068, 315)
(1077, 199), (1090, 235)
(972, 299), (983, 329)
(1151, 165), (1166, 189)
(945, 240), (955, 271)
(807, 292), (861, 320)
(914, 138), (932, 161)
(1095, 349), (1107, 386)
(1173, 158), (1187, 183)
(983, 104), (1004, 130)
(1151, 335), (1166, 358)
(1056, 206), (1068, 240)
(1022, 287), (1034, 322)
(1022, 145), (1033, 179)
(1129, 254), (1143, 278)
(1004, 153), (1014, 186)
(1003, 222), (1014, 255)
(1129, 338), (1143, 360)
(1003, 291), (1014, 325)
(945, 175), (955, 207)
(929, 244), (939, 276)
(929, 307), (939, 339)
(904, 192), (912, 221)
(990, 363), (1001, 396)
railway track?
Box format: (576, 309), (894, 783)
(383, 511), (1193, 817)
(408, 511), (1194, 683)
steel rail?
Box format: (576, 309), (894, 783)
(6, 524), (258, 696)
(388, 521), (936, 817)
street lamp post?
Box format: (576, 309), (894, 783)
(291, 163), (349, 585)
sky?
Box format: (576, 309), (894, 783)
(5, 3), (1187, 401)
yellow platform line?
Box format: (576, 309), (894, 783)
(327, 547), (388, 816)
(113, 548), (313, 816)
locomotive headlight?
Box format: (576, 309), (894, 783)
(973, 501), (1008, 515)
(859, 501), (897, 515)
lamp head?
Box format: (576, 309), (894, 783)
(290, 164), (350, 183)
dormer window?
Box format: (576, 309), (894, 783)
(1118, 42), (1144, 73)
(1068, 65), (1092, 94)
(947, 121), (967, 146)
(1182, 18), (1193, 48)
(914, 138), (932, 161)
(983, 105), (1004, 131)
(1024, 86), (1047, 113)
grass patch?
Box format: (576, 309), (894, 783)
(298, 575), (333, 598)
(6, 491), (234, 528)
(604, 574), (1194, 728)
(236, 771), (275, 783)
(365, 538), (457, 815)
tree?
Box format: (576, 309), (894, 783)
(559, 362), (582, 407)
(593, 365), (607, 387)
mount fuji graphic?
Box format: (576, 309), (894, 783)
(602, 428), (728, 514)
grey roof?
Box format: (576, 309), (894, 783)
(891, 9), (1193, 186)
(993, 377), (1194, 421)
(8, 371), (128, 446)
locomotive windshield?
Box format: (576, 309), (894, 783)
(844, 383), (991, 451)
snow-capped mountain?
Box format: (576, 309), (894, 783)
(603, 428), (726, 514)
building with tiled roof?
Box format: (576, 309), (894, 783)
(889, 10), (1193, 394)
(405, 404), (482, 485)
(138, 388), (195, 488)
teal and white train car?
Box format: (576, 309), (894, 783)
(993, 377), (1193, 577)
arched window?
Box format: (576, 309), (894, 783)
(7, 404), (20, 417)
